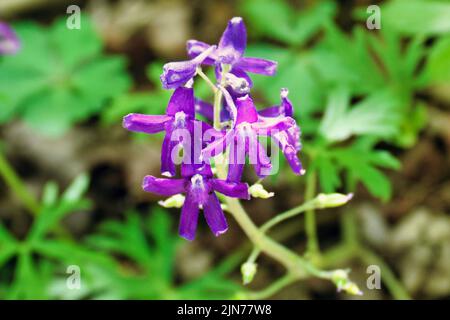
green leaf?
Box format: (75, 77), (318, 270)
(245, 45), (325, 128)
(314, 24), (385, 95)
(382, 0), (450, 36)
(316, 153), (341, 193)
(320, 88), (401, 142)
(0, 15), (131, 136)
(50, 16), (102, 68)
(241, 0), (336, 46)
(332, 145), (400, 201)
(61, 173), (90, 203)
(424, 35), (450, 85)
(27, 174), (92, 243)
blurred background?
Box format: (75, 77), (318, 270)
(0, 0), (449, 299)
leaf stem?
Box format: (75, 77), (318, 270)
(0, 151), (40, 216)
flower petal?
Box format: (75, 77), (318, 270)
(202, 129), (233, 160)
(161, 128), (179, 177)
(0, 22), (20, 55)
(123, 113), (171, 134)
(142, 176), (185, 196)
(211, 179), (249, 199)
(179, 192), (200, 241)
(203, 192), (228, 237)
(257, 106), (282, 118)
(186, 40), (216, 64)
(234, 57), (277, 76)
(161, 45), (217, 89)
(235, 94), (258, 125)
(195, 98), (214, 121)
(166, 87), (195, 118)
(226, 144), (245, 182)
(227, 163), (245, 182)
(259, 88), (293, 117)
(253, 140), (272, 178)
(217, 17), (247, 64)
(160, 60), (197, 89)
(253, 116), (297, 133)
(230, 67), (253, 88)
(272, 130), (304, 175)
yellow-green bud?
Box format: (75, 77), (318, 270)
(331, 269), (363, 296)
(158, 194), (185, 208)
(249, 183), (274, 199)
(314, 193), (353, 209)
(241, 262), (258, 285)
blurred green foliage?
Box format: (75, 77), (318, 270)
(0, 15), (131, 136)
(0, 174), (240, 299)
(241, 0), (450, 200)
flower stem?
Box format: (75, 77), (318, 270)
(196, 67), (217, 93)
(246, 198), (323, 264)
(224, 195), (333, 280)
(245, 273), (298, 299)
(213, 89), (223, 130)
(0, 151), (40, 216)
(304, 170), (320, 258)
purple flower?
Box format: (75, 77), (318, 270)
(186, 17), (277, 85)
(202, 94), (302, 182)
(124, 87), (202, 177)
(143, 164), (249, 240)
(258, 88), (293, 118)
(0, 22), (20, 55)
(196, 88), (292, 122)
(160, 45), (216, 89)
(123, 17), (305, 241)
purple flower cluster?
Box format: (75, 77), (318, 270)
(124, 17), (303, 240)
(0, 22), (20, 55)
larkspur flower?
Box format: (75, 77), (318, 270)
(0, 22), (20, 55)
(186, 17), (277, 88)
(124, 87), (205, 177)
(196, 88), (303, 177)
(202, 93), (302, 182)
(124, 17), (304, 240)
(143, 164), (249, 240)
(195, 88), (293, 122)
(160, 45), (216, 89)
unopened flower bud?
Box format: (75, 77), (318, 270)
(241, 262), (257, 285)
(158, 194), (185, 208)
(331, 269), (363, 296)
(313, 193), (353, 209)
(249, 183), (274, 199)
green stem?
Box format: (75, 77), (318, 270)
(305, 170), (319, 257)
(246, 273), (298, 299)
(213, 89), (223, 130)
(196, 68), (217, 93)
(0, 151), (40, 216)
(246, 199), (322, 264)
(224, 196), (330, 280)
